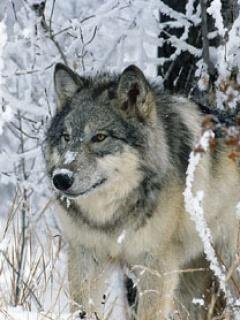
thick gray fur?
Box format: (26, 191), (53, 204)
(45, 64), (240, 319)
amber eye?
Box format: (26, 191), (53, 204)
(62, 133), (70, 142)
(91, 133), (107, 143)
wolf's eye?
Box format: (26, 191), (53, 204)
(62, 133), (70, 142)
(91, 133), (107, 143)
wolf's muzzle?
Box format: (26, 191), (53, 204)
(52, 172), (74, 191)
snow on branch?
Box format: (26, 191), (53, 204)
(184, 130), (238, 315)
(0, 19), (13, 135)
(159, 0), (193, 26)
(184, 131), (226, 289)
(0, 20), (7, 86)
(163, 32), (202, 57)
(207, 0), (226, 37)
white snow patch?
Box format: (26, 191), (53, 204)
(117, 230), (126, 244)
(0, 104), (14, 135)
(53, 168), (73, 177)
(0, 238), (10, 251)
(0, 20), (13, 135)
(0, 20), (7, 78)
(64, 151), (77, 164)
(104, 264), (130, 320)
(236, 202), (240, 220)
(192, 298), (204, 306)
(207, 0), (226, 37)
(0, 309), (98, 320)
(0, 307), (71, 320)
(66, 198), (71, 209)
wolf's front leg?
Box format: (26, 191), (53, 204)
(68, 245), (108, 317)
(133, 261), (179, 320)
(68, 245), (131, 320)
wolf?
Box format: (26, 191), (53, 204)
(44, 63), (240, 319)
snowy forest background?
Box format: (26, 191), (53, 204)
(1, 0), (240, 319)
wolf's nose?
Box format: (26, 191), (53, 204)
(52, 173), (74, 191)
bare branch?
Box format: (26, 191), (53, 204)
(0, 250), (43, 311)
(200, 0), (216, 77)
(31, 0), (68, 65)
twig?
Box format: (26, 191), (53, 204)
(30, 0), (68, 65)
(52, 26), (72, 38)
(14, 112), (28, 306)
(80, 15), (96, 24)
(48, 0), (68, 65)
(10, 122), (39, 140)
(78, 26), (98, 71)
(0, 250), (43, 311)
(44, 88), (53, 118)
(10, 0), (18, 21)
(49, 0), (56, 34)
(200, 0), (216, 77)
(132, 265), (207, 278)
(3, 189), (20, 240)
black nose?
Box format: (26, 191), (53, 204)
(52, 173), (74, 191)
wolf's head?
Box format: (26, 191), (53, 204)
(45, 64), (168, 215)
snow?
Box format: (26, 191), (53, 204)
(192, 298), (204, 306)
(0, 104), (14, 135)
(0, 307), (72, 320)
(117, 230), (126, 245)
(66, 198), (71, 209)
(184, 131), (227, 293)
(64, 152), (77, 165)
(0, 20), (7, 78)
(184, 130), (238, 315)
(167, 35), (202, 57)
(207, 0), (226, 37)
(159, 0), (192, 27)
(0, 238), (10, 251)
(0, 20), (13, 135)
(0, 308), (100, 320)
(53, 168), (73, 177)
(103, 264), (130, 320)
(236, 202), (240, 220)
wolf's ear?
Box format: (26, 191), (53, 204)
(117, 65), (154, 121)
(54, 63), (84, 107)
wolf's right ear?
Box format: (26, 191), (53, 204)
(54, 63), (84, 108)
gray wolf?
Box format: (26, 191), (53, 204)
(44, 63), (240, 319)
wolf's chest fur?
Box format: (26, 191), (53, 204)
(58, 177), (196, 262)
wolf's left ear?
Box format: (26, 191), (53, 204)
(54, 63), (84, 107)
(117, 65), (154, 121)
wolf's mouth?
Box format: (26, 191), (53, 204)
(62, 178), (107, 198)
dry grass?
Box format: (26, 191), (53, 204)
(0, 187), (73, 319)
